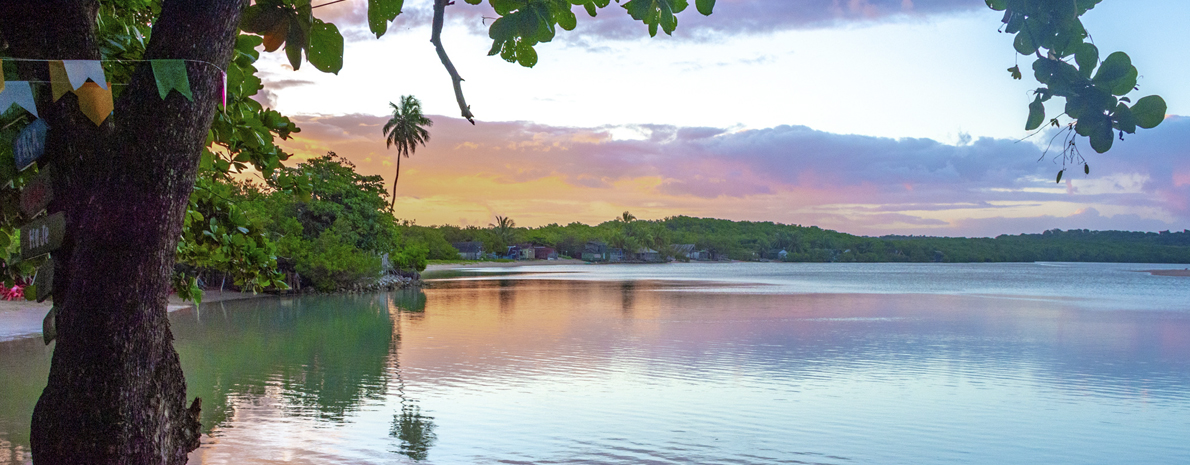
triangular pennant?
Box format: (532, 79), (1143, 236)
(0, 81), (39, 117)
(61, 60), (108, 90)
(48, 61), (73, 102)
(75, 81), (113, 126)
(150, 60), (193, 101)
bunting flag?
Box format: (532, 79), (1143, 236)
(0, 81), (39, 117)
(62, 60), (108, 90)
(0, 71), (5, 93)
(47, 60), (73, 101)
(75, 81), (113, 126)
(150, 60), (193, 101)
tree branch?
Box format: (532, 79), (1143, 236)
(431, 0), (475, 124)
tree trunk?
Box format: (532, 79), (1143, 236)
(0, 1), (244, 463)
(391, 155), (401, 210)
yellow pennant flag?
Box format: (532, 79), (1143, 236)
(48, 61), (73, 102)
(0, 71), (6, 94)
(75, 82), (113, 126)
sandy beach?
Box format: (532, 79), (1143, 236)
(0, 290), (264, 341)
(424, 258), (587, 272)
(1142, 269), (1190, 277)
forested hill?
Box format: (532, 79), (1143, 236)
(418, 215), (1190, 264)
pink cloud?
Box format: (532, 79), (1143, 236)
(277, 113), (1190, 236)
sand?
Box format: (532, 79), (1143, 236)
(1142, 269), (1190, 277)
(424, 258), (587, 272)
(0, 290), (266, 341)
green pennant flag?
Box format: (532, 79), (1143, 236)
(150, 59), (193, 101)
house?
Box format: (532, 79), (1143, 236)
(672, 244), (696, 260)
(534, 246), (558, 260)
(452, 242), (484, 260)
(635, 247), (660, 262)
(517, 244), (536, 260)
(582, 241), (609, 262)
(609, 248), (625, 262)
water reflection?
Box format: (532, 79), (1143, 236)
(391, 288), (427, 313)
(390, 405), (436, 461)
(0, 264), (1188, 464)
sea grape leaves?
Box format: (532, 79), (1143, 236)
(988, 0), (1164, 154)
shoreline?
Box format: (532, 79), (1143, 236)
(1142, 269), (1190, 277)
(424, 258), (587, 272)
(0, 290), (267, 342)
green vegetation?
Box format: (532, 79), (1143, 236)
(991, 0), (1166, 177)
(223, 153), (446, 292)
(429, 213), (1190, 264)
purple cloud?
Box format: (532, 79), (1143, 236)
(280, 113), (1190, 235)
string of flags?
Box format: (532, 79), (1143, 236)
(0, 58), (224, 126)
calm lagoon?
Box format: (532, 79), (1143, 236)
(2, 262), (1189, 464)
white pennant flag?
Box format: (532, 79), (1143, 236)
(61, 60), (108, 90)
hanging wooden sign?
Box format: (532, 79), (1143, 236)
(19, 167), (53, 217)
(14, 119), (48, 171)
(42, 307), (57, 345)
(20, 211), (65, 260)
(33, 258), (53, 302)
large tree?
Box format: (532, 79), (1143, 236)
(1, 1), (241, 462)
(0, 0), (1167, 463)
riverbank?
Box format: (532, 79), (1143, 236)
(424, 258), (586, 272)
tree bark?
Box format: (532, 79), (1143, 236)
(0, 0), (244, 463)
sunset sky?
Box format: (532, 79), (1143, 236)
(257, 0), (1190, 237)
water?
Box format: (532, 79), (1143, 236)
(1, 262), (1189, 464)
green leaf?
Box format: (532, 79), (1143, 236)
(557, 8), (577, 31)
(1092, 52), (1133, 86)
(308, 21), (344, 74)
(695, 0), (715, 15)
(367, 0), (404, 38)
(1074, 42), (1098, 79)
(1087, 116), (1114, 153)
(1007, 65), (1022, 80)
(1013, 30), (1036, 55)
(1025, 95), (1045, 131)
(1056, 170), (1063, 184)
(284, 17), (305, 70)
(1113, 103), (1136, 134)
(584, 2), (597, 16)
(1084, 164), (1090, 175)
(516, 41), (538, 67)
(1131, 95), (1167, 129)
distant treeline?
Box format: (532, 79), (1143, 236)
(406, 215), (1190, 264)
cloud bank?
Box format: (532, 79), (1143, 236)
(274, 113), (1190, 237)
(315, 0), (984, 42)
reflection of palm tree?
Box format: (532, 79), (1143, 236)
(391, 405), (437, 461)
(388, 294), (437, 461)
(383, 95), (433, 210)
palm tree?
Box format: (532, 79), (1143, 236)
(383, 95), (433, 209)
(490, 215), (516, 245)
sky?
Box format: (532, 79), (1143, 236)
(256, 0), (1190, 237)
